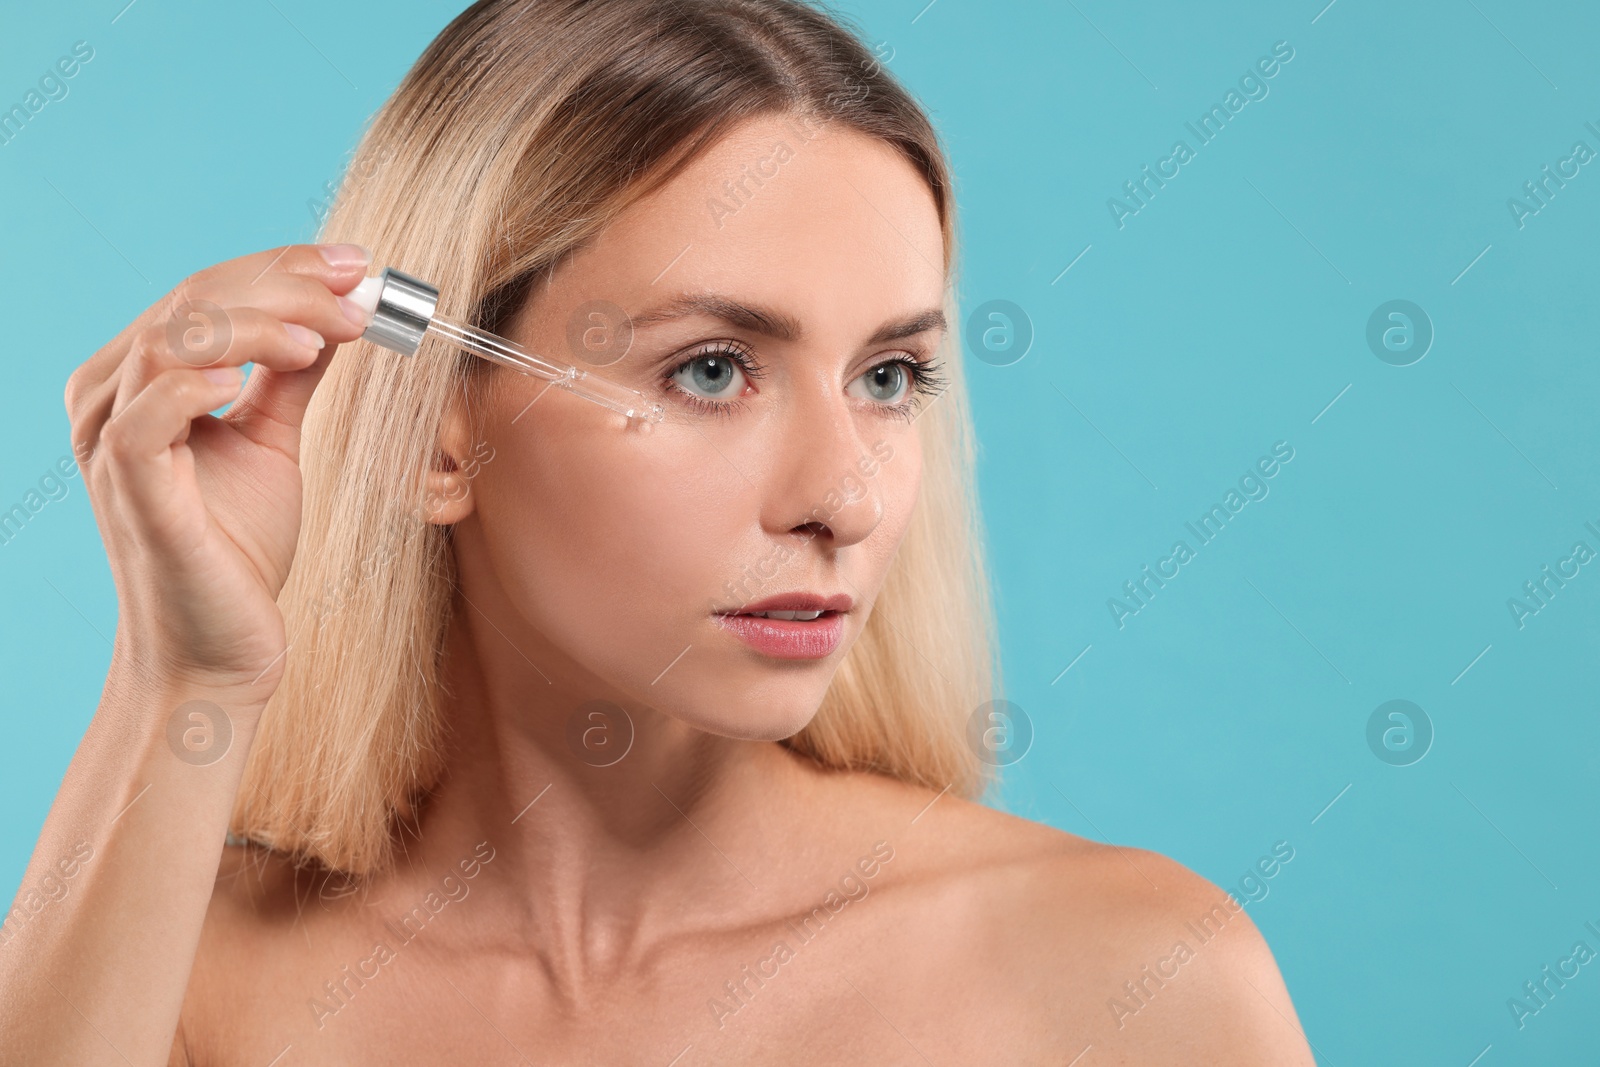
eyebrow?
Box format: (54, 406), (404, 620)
(628, 293), (947, 346)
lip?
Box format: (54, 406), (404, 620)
(712, 592), (853, 660)
(714, 611), (846, 659)
(727, 592), (854, 615)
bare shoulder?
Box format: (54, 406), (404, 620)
(823, 770), (1316, 1064)
(197, 839), (335, 958)
(1021, 833), (1314, 1063)
(175, 842), (358, 1065)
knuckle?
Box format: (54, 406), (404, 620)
(180, 260), (231, 296)
(165, 372), (197, 408)
(228, 308), (279, 357)
(282, 272), (333, 319)
(135, 321), (168, 354)
(246, 244), (307, 284)
(167, 276), (206, 313)
(290, 243), (325, 270)
(127, 331), (167, 377)
(98, 418), (134, 461)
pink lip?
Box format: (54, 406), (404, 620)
(714, 611), (845, 659)
(729, 592), (854, 615)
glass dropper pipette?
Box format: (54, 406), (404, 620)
(346, 267), (666, 424)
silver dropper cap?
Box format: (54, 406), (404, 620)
(359, 267), (439, 357)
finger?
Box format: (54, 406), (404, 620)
(147, 305), (330, 375)
(188, 270), (373, 354)
(97, 366), (246, 515)
(229, 241), (372, 295)
(68, 243), (371, 394)
(75, 308), (322, 465)
(224, 344), (339, 464)
(108, 309), (326, 424)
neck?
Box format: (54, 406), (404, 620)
(403, 589), (812, 985)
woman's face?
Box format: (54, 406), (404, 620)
(445, 114), (949, 741)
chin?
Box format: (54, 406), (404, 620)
(668, 689), (824, 743)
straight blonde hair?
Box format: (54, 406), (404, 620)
(231, 0), (1001, 876)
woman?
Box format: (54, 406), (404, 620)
(3, 0), (1315, 1062)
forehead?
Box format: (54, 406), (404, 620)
(548, 115), (947, 333)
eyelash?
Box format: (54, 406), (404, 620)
(662, 341), (949, 421)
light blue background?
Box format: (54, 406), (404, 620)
(3, 1), (1597, 1062)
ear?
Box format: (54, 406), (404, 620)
(423, 399), (481, 526)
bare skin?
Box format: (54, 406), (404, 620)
(5, 115), (1316, 1066)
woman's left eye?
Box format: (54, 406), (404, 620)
(849, 361), (912, 405)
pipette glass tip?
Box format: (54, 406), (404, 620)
(349, 268), (665, 424)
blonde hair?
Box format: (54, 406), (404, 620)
(231, 0), (1000, 876)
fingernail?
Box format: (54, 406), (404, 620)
(339, 295), (371, 327)
(283, 323), (325, 349)
(204, 366), (242, 385)
(319, 243), (371, 269)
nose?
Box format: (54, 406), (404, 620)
(764, 388), (884, 550)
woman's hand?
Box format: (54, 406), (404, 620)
(1, 245), (376, 1066)
(64, 243), (374, 701)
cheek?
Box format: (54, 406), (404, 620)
(473, 407), (759, 662)
(872, 438), (922, 556)
(468, 387), (925, 698)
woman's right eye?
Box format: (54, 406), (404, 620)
(668, 347), (753, 402)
